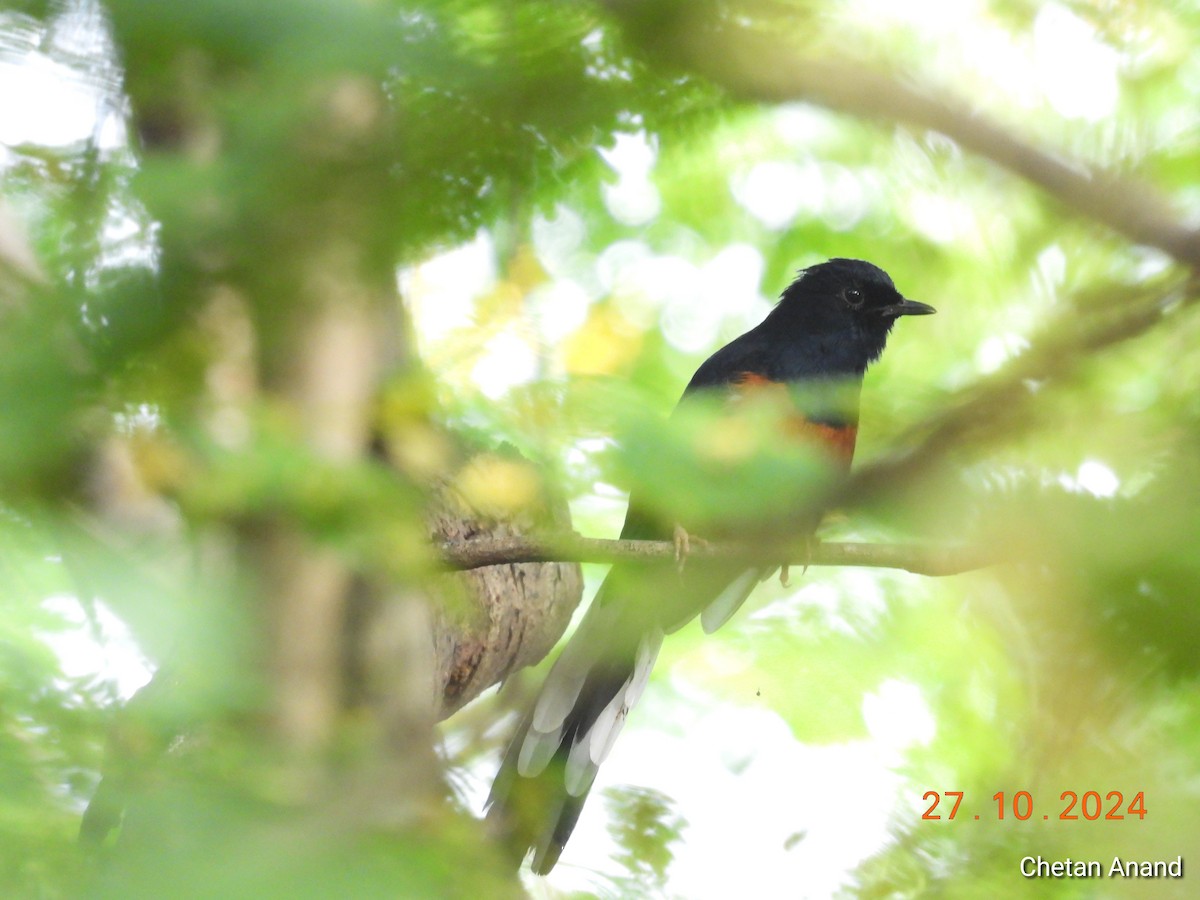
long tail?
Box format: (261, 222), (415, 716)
(485, 591), (664, 874)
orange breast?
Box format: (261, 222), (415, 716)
(731, 371), (858, 467)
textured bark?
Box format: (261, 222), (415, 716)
(425, 477), (583, 720)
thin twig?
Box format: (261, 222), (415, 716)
(439, 533), (995, 577)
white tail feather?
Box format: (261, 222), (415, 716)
(564, 734), (599, 796)
(624, 627), (663, 709)
(700, 567), (759, 634)
(588, 627), (664, 766)
(531, 670), (587, 733)
(588, 689), (627, 766)
(520, 612), (668, 795)
(531, 604), (621, 732)
(517, 726), (561, 777)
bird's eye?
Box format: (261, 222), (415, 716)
(843, 288), (864, 308)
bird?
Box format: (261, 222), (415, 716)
(484, 258), (935, 874)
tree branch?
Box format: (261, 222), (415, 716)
(439, 533), (994, 577)
(840, 277), (1197, 508)
(598, 1), (1200, 269)
(730, 59), (1199, 269)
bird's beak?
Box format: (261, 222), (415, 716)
(881, 297), (936, 318)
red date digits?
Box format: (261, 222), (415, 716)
(923, 790), (1147, 821)
(921, 791), (963, 819)
(993, 790), (1033, 819)
(1061, 790), (1146, 820)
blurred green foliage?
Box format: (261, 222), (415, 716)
(2, 0), (1200, 896)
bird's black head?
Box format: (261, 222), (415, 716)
(768, 258), (935, 376)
